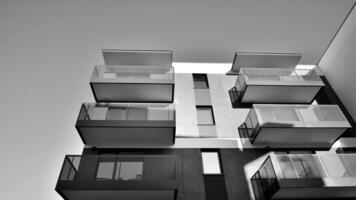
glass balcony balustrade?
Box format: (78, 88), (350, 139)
(273, 153), (356, 179)
(233, 68), (324, 104)
(251, 153), (356, 200)
(90, 65), (174, 102)
(91, 49), (174, 102)
(236, 68), (321, 89)
(78, 103), (175, 121)
(92, 65), (174, 84)
(239, 104), (351, 148)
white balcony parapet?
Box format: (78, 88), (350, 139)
(228, 52), (324, 104)
(91, 65), (174, 84)
(91, 49), (174, 102)
(237, 68), (323, 87)
(239, 104), (351, 148)
(271, 153), (356, 180)
(234, 68), (324, 104)
(251, 152), (356, 200)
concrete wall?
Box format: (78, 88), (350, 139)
(175, 73), (249, 139)
(318, 3), (356, 121)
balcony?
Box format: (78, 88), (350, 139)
(251, 153), (356, 200)
(239, 104), (351, 148)
(76, 103), (176, 147)
(91, 50), (174, 102)
(233, 68), (324, 104)
(227, 52), (324, 105)
(56, 155), (178, 200)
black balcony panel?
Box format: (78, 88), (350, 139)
(76, 103), (176, 147)
(56, 155), (178, 200)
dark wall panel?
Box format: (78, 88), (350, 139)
(220, 149), (269, 200)
(204, 175), (228, 200)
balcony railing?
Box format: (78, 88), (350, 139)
(102, 49), (173, 67)
(76, 103), (176, 147)
(252, 153), (356, 200)
(58, 155), (178, 182)
(91, 65), (174, 84)
(90, 65), (175, 102)
(231, 68), (324, 104)
(235, 68), (322, 90)
(273, 153), (356, 179)
(229, 52), (302, 74)
(254, 104), (349, 127)
(56, 155), (178, 200)
(251, 156), (279, 200)
(91, 49), (175, 102)
(239, 104), (351, 148)
(78, 103), (175, 121)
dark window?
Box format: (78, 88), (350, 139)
(96, 158), (143, 181)
(193, 74), (209, 89)
(197, 106), (215, 125)
(115, 161), (143, 180)
(96, 161), (115, 180)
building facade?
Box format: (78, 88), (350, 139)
(56, 50), (356, 200)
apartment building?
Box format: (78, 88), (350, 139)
(3, 1), (356, 200)
(54, 43), (356, 200)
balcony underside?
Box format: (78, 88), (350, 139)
(58, 190), (176, 200)
(91, 83), (174, 103)
(240, 85), (322, 104)
(76, 121), (176, 147)
(252, 127), (348, 148)
(252, 154), (356, 200)
(272, 183), (356, 199)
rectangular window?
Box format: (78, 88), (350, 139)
(201, 151), (222, 174)
(197, 106), (215, 125)
(115, 161), (143, 180)
(96, 161), (115, 180)
(96, 159), (143, 181)
(106, 107), (148, 121)
(193, 74), (209, 89)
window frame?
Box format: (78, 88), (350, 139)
(193, 73), (209, 89)
(96, 160), (117, 180)
(201, 150), (223, 175)
(95, 157), (144, 181)
(196, 106), (215, 125)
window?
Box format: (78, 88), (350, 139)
(106, 107), (147, 120)
(96, 159), (143, 181)
(201, 151), (222, 174)
(197, 106), (215, 125)
(96, 161), (115, 180)
(115, 162), (143, 180)
(193, 74), (209, 89)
